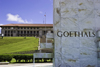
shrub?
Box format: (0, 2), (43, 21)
(13, 54), (33, 62)
(0, 55), (3, 62)
(6, 55), (13, 62)
(0, 55), (13, 62)
(0, 54), (54, 63)
(13, 55), (20, 62)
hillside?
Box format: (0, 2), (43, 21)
(0, 37), (39, 54)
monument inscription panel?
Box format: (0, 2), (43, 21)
(53, 0), (100, 67)
(57, 31), (96, 37)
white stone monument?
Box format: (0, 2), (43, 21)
(53, 0), (100, 67)
(2, 34), (4, 36)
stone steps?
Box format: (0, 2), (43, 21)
(33, 32), (54, 64)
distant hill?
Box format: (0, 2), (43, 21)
(0, 37), (39, 54)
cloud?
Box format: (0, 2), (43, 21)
(0, 24), (3, 25)
(0, 27), (1, 34)
(49, 0), (52, 2)
(7, 13), (32, 24)
(39, 11), (43, 14)
(49, 0), (53, 5)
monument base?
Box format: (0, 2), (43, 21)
(35, 65), (53, 67)
(34, 63), (53, 67)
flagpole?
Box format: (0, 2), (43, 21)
(44, 13), (46, 36)
(44, 12), (47, 46)
(43, 18), (44, 24)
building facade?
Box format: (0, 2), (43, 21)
(0, 24), (53, 37)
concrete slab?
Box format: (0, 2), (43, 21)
(0, 63), (53, 67)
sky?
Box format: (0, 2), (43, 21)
(0, 0), (53, 33)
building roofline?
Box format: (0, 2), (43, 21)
(0, 24), (53, 27)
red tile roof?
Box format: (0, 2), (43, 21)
(0, 24), (53, 27)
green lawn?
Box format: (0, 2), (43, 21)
(0, 37), (39, 54)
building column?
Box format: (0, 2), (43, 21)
(39, 30), (42, 37)
(29, 30), (31, 36)
(13, 30), (15, 36)
(32, 31), (33, 36)
(10, 30), (11, 37)
(20, 31), (21, 36)
(19, 31), (20, 36)
(7, 30), (8, 36)
(23, 31), (24, 36)
(1, 29), (4, 34)
(17, 30), (18, 36)
(35, 31), (37, 36)
(26, 30), (27, 36)
(15, 30), (17, 36)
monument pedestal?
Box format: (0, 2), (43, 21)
(35, 65), (53, 67)
(53, 0), (100, 67)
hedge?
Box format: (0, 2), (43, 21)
(0, 55), (13, 62)
(0, 54), (33, 63)
(13, 54), (33, 62)
(0, 54), (53, 63)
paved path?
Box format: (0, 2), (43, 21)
(0, 63), (53, 67)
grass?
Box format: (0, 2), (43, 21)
(0, 37), (39, 54)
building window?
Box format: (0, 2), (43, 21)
(5, 27), (7, 29)
(24, 27), (26, 29)
(11, 34), (13, 36)
(24, 31), (26, 34)
(14, 31), (16, 33)
(34, 31), (35, 34)
(11, 31), (13, 33)
(43, 31), (47, 34)
(8, 27), (10, 29)
(8, 34), (10, 36)
(18, 27), (20, 29)
(51, 31), (53, 33)
(5, 31), (7, 33)
(27, 27), (29, 29)
(27, 31), (29, 34)
(30, 31), (32, 34)
(8, 31), (10, 34)
(37, 27), (39, 29)
(5, 34), (6, 36)
(14, 27), (15, 29)
(21, 31), (23, 34)
(18, 31), (19, 34)
(37, 31), (39, 34)
(21, 27), (23, 29)
(43, 31), (45, 34)
(30, 27), (32, 29)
